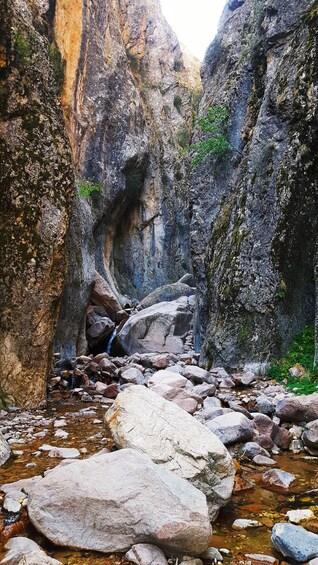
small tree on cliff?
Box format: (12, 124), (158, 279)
(189, 105), (240, 166)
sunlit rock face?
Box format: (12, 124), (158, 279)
(0, 0), (74, 407)
(53, 0), (200, 357)
(191, 0), (318, 367)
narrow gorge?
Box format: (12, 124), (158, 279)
(0, 0), (318, 564)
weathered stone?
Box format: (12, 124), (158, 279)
(148, 370), (189, 389)
(244, 555), (278, 565)
(1, 537), (62, 564)
(276, 394), (318, 423)
(28, 449), (211, 554)
(140, 283), (195, 309)
(183, 366), (216, 385)
(232, 519), (263, 530)
(105, 386), (235, 520)
(303, 419), (318, 449)
(286, 509), (315, 524)
(271, 523), (318, 562)
(206, 413), (253, 445)
(120, 367), (145, 385)
(253, 455), (276, 466)
(262, 469), (296, 489)
(191, 383), (216, 399)
(117, 299), (193, 355)
(240, 442), (271, 460)
(86, 317), (115, 348)
(125, 544), (168, 565)
(0, 432), (11, 466)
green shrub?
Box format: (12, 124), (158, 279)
(267, 326), (318, 395)
(13, 30), (30, 65)
(189, 105), (240, 166)
(76, 178), (103, 198)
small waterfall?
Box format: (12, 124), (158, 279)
(106, 325), (119, 355)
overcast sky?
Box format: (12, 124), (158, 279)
(160, 0), (227, 60)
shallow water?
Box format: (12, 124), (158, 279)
(0, 397), (317, 564)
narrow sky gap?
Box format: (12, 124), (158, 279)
(160, 0), (227, 60)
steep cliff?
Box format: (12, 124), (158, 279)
(54, 0), (200, 356)
(0, 0), (74, 407)
(191, 0), (318, 367)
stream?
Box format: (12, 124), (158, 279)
(0, 394), (317, 564)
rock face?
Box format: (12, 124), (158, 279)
(54, 0), (200, 357)
(191, 0), (318, 366)
(0, 0), (74, 407)
(117, 298), (193, 355)
(28, 449), (212, 555)
(105, 385), (235, 520)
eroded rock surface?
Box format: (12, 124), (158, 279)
(105, 385), (235, 520)
(28, 448), (211, 555)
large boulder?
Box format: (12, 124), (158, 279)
(303, 419), (318, 450)
(91, 272), (122, 321)
(27, 449), (211, 555)
(276, 394), (318, 423)
(140, 283), (195, 309)
(86, 316), (115, 349)
(105, 386), (235, 520)
(0, 432), (11, 467)
(271, 523), (318, 562)
(117, 298), (193, 355)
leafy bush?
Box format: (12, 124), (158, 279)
(267, 327), (318, 395)
(76, 178), (103, 198)
(189, 105), (238, 166)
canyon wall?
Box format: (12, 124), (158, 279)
(191, 0), (318, 367)
(0, 0), (74, 407)
(54, 0), (200, 356)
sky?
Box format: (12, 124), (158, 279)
(160, 0), (227, 61)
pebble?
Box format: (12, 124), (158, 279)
(252, 455), (276, 466)
(232, 519), (263, 530)
(286, 509), (315, 523)
(262, 469), (296, 489)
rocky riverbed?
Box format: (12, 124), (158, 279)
(1, 336), (318, 564)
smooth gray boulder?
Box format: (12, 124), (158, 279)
(1, 537), (62, 564)
(140, 283), (195, 309)
(117, 298), (193, 355)
(271, 523), (318, 561)
(206, 413), (253, 445)
(125, 544), (168, 565)
(0, 432), (11, 466)
(105, 386), (235, 520)
(28, 448), (211, 555)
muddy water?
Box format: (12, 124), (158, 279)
(0, 398), (317, 564)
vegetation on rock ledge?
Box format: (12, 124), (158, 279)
(268, 327), (318, 395)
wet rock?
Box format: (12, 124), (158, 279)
(117, 299), (193, 355)
(140, 283), (195, 309)
(1, 536), (62, 564)
(105, 386), (235, 520)
(232, 519), (263, 530)
(125, 543), (168, 565)
(253, 455), (276, 466)
(98, 358), (117, 374)
(148, 370), (189, 389)
(271, 523), (318, 561)
(276, 394), (318, 423)
(0, 432), (11, 466)
(244, 555), (278, 564)
(286, 509), (315, 524)
(254, 396), (275, 416)
(47, 447), (80, 459)
(202, 547), (223, 562)
(28, 449), (211, 555)
(206, 413), (253, 445)
(262, 469), (296, 489)
(86, 317), (115, 349)
(303, 420), (318, 449)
